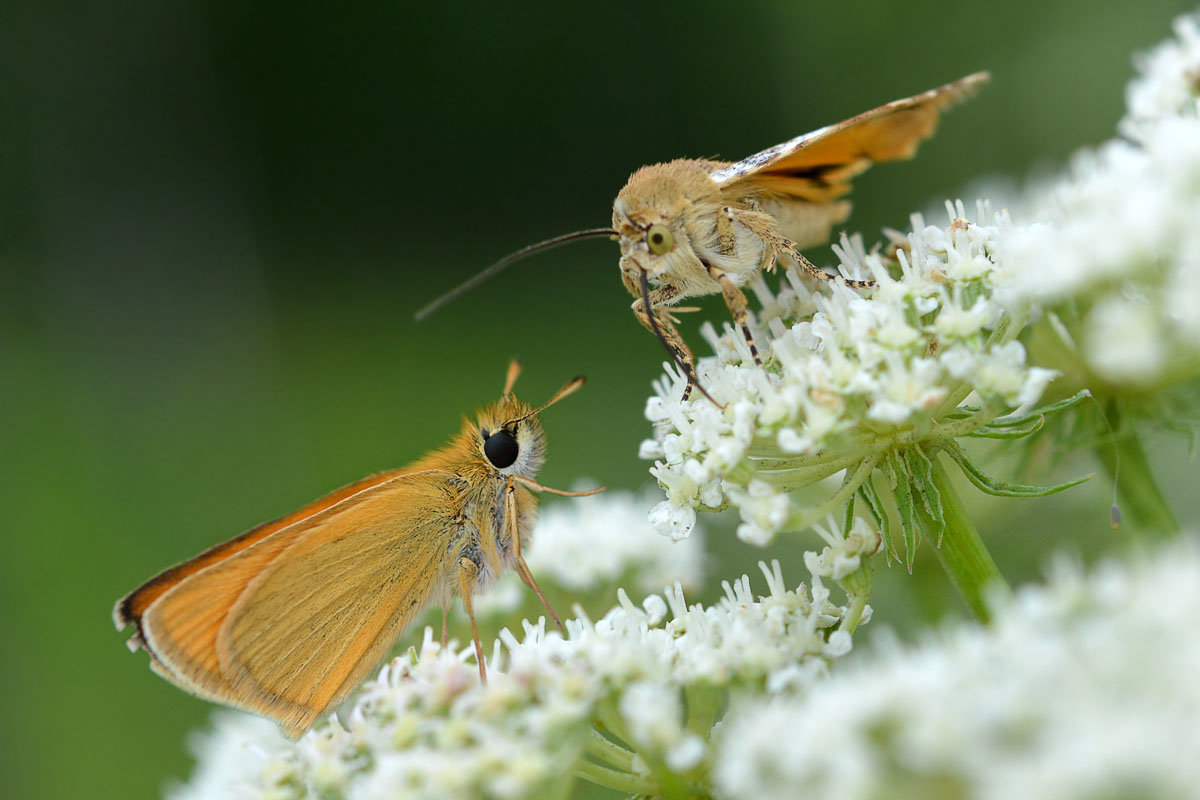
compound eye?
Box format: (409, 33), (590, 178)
(647, 224), (674, 255)
(483, 429), (519, 469)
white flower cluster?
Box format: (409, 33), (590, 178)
(1006, 12), (1200, 388)
(715, 537), (1200, 800)
(171, 561), (860, 800)
(1122, 11), (1200, 132)
(168, 714), (290, 800)
(643, 203), (1054, 543)
(525, 491), (704, 592)
(804, 516), (884, 582)
(478, 491), (705, 618)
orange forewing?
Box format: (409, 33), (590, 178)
(117, 469), (448, 737)
(147, 471), (451, 735)
(113, 468), (413, 630)
(714, 72), (989, 201)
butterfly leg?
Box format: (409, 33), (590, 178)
(722, 205), (875, 290)
(457, 557), (487, 683)
(505, 476), (563, 629)
(441, 607), (449, 649)
(626, 276), (725, 407)
(702, 260), (763, 367)
(627, 282), (693, 365)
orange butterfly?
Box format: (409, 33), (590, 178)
(114, 361), (600, 738)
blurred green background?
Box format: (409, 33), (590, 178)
(3, 2), (1199, 798)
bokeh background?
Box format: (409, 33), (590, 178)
(3, 2), (1199, 798)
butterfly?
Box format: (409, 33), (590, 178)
(114, 361), (600, 738)
(417, 72), (989, 403)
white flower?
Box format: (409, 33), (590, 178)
(619, 680), (684, 749)
(647, 498), (698, 542)
(1084, 295), (1167, 384)
(476, 491), (706, 619)
(804, 516), (884, 582)
(714, 538), (1200, 800)
(1005, 28), (1200, 391)
(524, 491), (705, 593)
(1122, 11), (1200, 134)
(167, 714), (291, 800)
(727, 479), (792, 546)
(644, 203), (1053, 543)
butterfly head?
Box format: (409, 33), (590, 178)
(468, 362), (585, 479)
(473, 399), (546, 479)
(612, 160), (717, 282)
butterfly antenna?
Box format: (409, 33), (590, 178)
(502, 359), (522, 397)
(414, 228), (615, 321)
(512, 375), (586, 423)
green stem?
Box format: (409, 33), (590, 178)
(1093, 414), (1180, 536)
(754, 458), (859, 488)
(746, 440), (870, 464)
(573, 759), (658, 797)
(585, 728), (636, 772)
(749, 450), (867, 471)
(840, 591), (870, 635)
(915, 455), (1010, 622)
(684, 683), (723, 738)
(928, 405), (1001, 440)
(595, 700), (690, 800)
(595, 700), (634, 747)
(837, 561), (874, 635)
(783, 455), (879, 532)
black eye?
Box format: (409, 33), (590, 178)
(483, 429), (519, 468)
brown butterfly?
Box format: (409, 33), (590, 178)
(114, 361), (600, 738)
(417, 72), (988, 402)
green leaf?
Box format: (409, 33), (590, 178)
(987, 390), (1091, 428)
(967, 414), (1046, 440)
(943, 442), (1093, 497)
(888, 451), (919, 571)
(942, 406), (984, 420)
(905, 446), (945, 545)
(858, 477), (897, 563)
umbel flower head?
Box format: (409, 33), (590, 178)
(1122, 11), (1200, 131)
(641, 202), (1081, 560)
(170, 556), (865, 800)
(476, 490), (706, 623)
(171, 529), (1200, 800)
(1005, 12), (1200, 392)
(715, 537), (1200, 800)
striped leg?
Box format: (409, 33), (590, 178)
(504, 476), (561, 629)
(702, 260), (763, 367)
(628, 281), (722, 406)
(457, 557), (486, 683)
(722, 205), (876, 290)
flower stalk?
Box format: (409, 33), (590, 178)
(573, 758), (658, 797)
(584, 728), (637, 772)
(836, 560), (873, 635)
(914, 455), (1009, 621)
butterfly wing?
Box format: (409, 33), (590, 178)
(113, 468), (416, 633)
(710, 72), (989, 205)
(137, 469), (456, 737)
